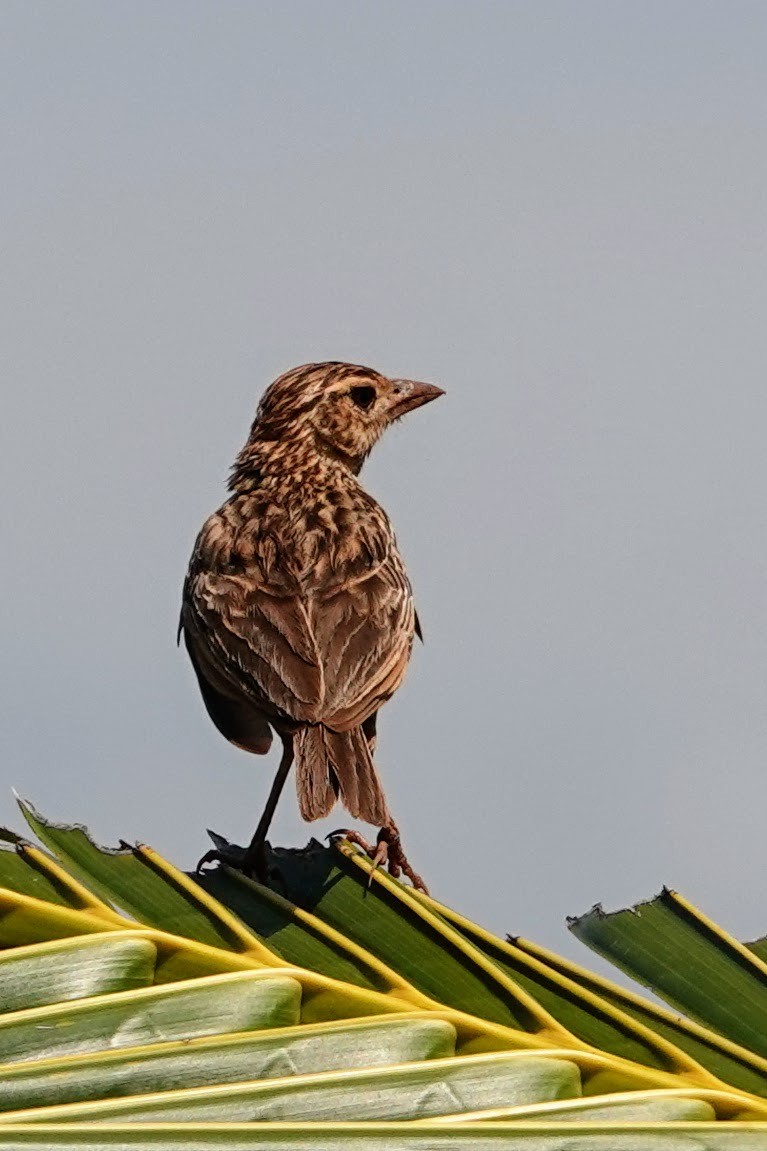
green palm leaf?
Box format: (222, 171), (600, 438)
(0, 802), (762, 1146)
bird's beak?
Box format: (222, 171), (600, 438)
(387, 379), (445, 419)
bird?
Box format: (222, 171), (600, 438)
(179, 361), (443, 890)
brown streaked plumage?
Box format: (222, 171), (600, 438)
(180, 361), (443, 888)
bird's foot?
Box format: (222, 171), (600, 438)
(241, 837), (268, 881)
(195, 845), (245, 874)
(195, 831), (268, 882)
(329, 825), (429, 894)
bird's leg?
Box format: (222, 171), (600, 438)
(241, 736), (295, 878)
(196, 737), (294, 878)
(330, 821), (428, 894)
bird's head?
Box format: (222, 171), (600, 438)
(235, 362), (444, 481)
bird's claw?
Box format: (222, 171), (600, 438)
(326, 828), (378, 884)
(194, 831), (268, 881)
(326, 828), (365, 844)
(327, 826), (428, 894)
(195, 842), (247, 875)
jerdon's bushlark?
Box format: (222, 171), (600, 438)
(180, 361), (443, 888)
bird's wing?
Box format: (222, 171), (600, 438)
(181, 506), (325, 724)
(181, 510), (416, 730)
(311, 551), (417, 730)
(182, 568), (325, 724)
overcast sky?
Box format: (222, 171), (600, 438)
(3, 2), (767, 964)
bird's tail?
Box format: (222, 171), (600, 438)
(295, 724), (392, 827)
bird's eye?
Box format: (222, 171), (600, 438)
(349, 384), (377, 411)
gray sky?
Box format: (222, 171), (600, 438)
(2, 1), (767, 964)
